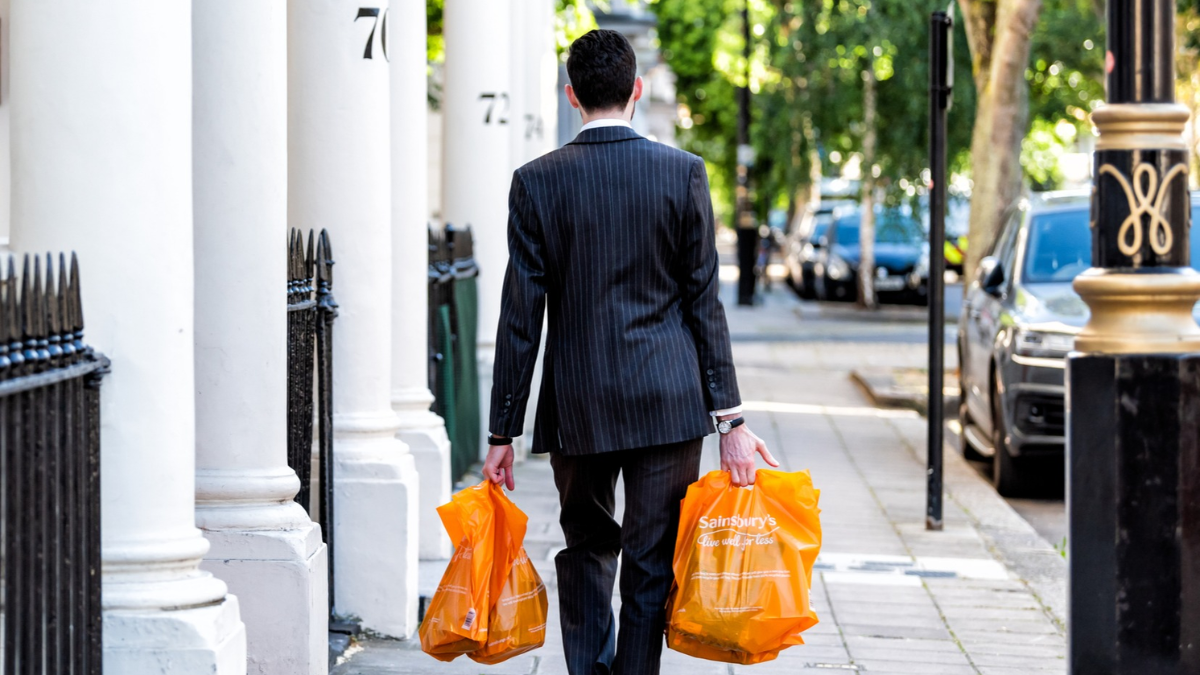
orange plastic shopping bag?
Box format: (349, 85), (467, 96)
(419, 482), (497, 661)
(469, 485), (549, 664)
(666, 469), (822, 664)
(420, 481), (549, 664)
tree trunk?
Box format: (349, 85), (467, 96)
(858, 64), (878, 310)
(958, 0), (1042, 275)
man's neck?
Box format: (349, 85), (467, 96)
(580, 107), (632, 127)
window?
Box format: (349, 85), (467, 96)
(832, 216), (861, 246)
(1022, 210), (1091, 283)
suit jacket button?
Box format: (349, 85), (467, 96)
(708, 382), (717, 389)
(707, 369), (714, 375)
(505, 400), (512, 407)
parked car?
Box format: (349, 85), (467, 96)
(783, 204), (838, 299)
(957, 192), (1200, 495)
(812, 207), (930, 305)
(920, 194), (970, 274)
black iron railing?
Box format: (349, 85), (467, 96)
(428, 224), (480, 484)
(286, 229), (337, 617)
(1, 253), (107, 675)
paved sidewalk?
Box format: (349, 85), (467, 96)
(333, 285), (1067, 675)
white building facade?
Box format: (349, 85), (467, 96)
(0, 0), (559, 672)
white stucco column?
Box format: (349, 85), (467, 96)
(391, 0), (452, 561)
(508, 1), (529, 169)
(513, 0), (559, 448)
(534, 0), (560, 158)
(443, 0), (512, 458)
(9, 1), (246, 672)
(193, 2), (328, 673)
(289, 0), (419, 638)
(515, 0), (559, 166)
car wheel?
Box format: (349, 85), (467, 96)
(991, 376), (1024, 496)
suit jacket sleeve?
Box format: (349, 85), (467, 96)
(489, 170), (547, 438)
(677, 158), (741, 412)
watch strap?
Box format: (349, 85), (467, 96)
(716, 416), (746, 434)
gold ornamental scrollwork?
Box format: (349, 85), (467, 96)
(1097, 161), (1189, 257)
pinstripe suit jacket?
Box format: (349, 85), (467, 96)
(489, 125), (740, 455)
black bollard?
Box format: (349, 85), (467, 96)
(1067, 0), (1200, 672)
(736, 224), (757, 306)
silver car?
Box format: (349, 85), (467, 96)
(958, 191), (1200, 495)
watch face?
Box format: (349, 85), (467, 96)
(718, 420), (731, 434)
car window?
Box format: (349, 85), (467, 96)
(833, 217), (861, 246)
(876, 213), (923, 243)
(1023, 210), (1091, 283)
(993, 212), (1021, 266)
(809, 214), (833, 240)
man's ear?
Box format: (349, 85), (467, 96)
(632, 76), (645, 104)
(565, 84), (582, 111)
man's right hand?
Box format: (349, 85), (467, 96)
(719, 423), (779, 487)
(483, 443), (516, 491)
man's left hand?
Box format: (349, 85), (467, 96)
(483, 444), (516, 491)
(719, 423), (779, 487)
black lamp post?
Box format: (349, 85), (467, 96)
(926, 9), (953, 532)
(1067, 0), (1200, 672)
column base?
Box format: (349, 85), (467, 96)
(104, 595), (246, 675)
(198, 504), (328, 675)
(393, 387), (453, 560)
(334, 412), (420, 638)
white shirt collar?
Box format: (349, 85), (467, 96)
(579, 118), (633, 132)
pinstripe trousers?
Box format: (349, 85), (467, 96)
(550, 439), (704, 675)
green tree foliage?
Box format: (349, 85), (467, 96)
(1179, 0), (1200, 184)
(652, 0), (978, 223)
(1022, 0), (1105, 189)
(651, 0), (1112, 224)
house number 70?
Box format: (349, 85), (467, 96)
(356, 7), (389, 61)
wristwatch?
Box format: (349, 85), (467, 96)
(716, 417), (746, 435)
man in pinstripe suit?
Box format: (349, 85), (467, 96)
(482, 29), (778, 675)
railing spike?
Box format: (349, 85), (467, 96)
(6, 255), (21, 370)
(318, 229), (334, 287)
(70, 252), (85, 341)
(4, 256), (14, 344)
(295, 228), (305, 282)
(30, 254), (49, 364)
(45, 253), (62, 345)
(306, 229), (316, 284)
(58, 253), (74, 357)
(0, 258), (8, 358)
(288, 229), (298, 282)
(22, 254), (34, 350)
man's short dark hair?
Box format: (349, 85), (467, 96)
(566, 29), (638, 112)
